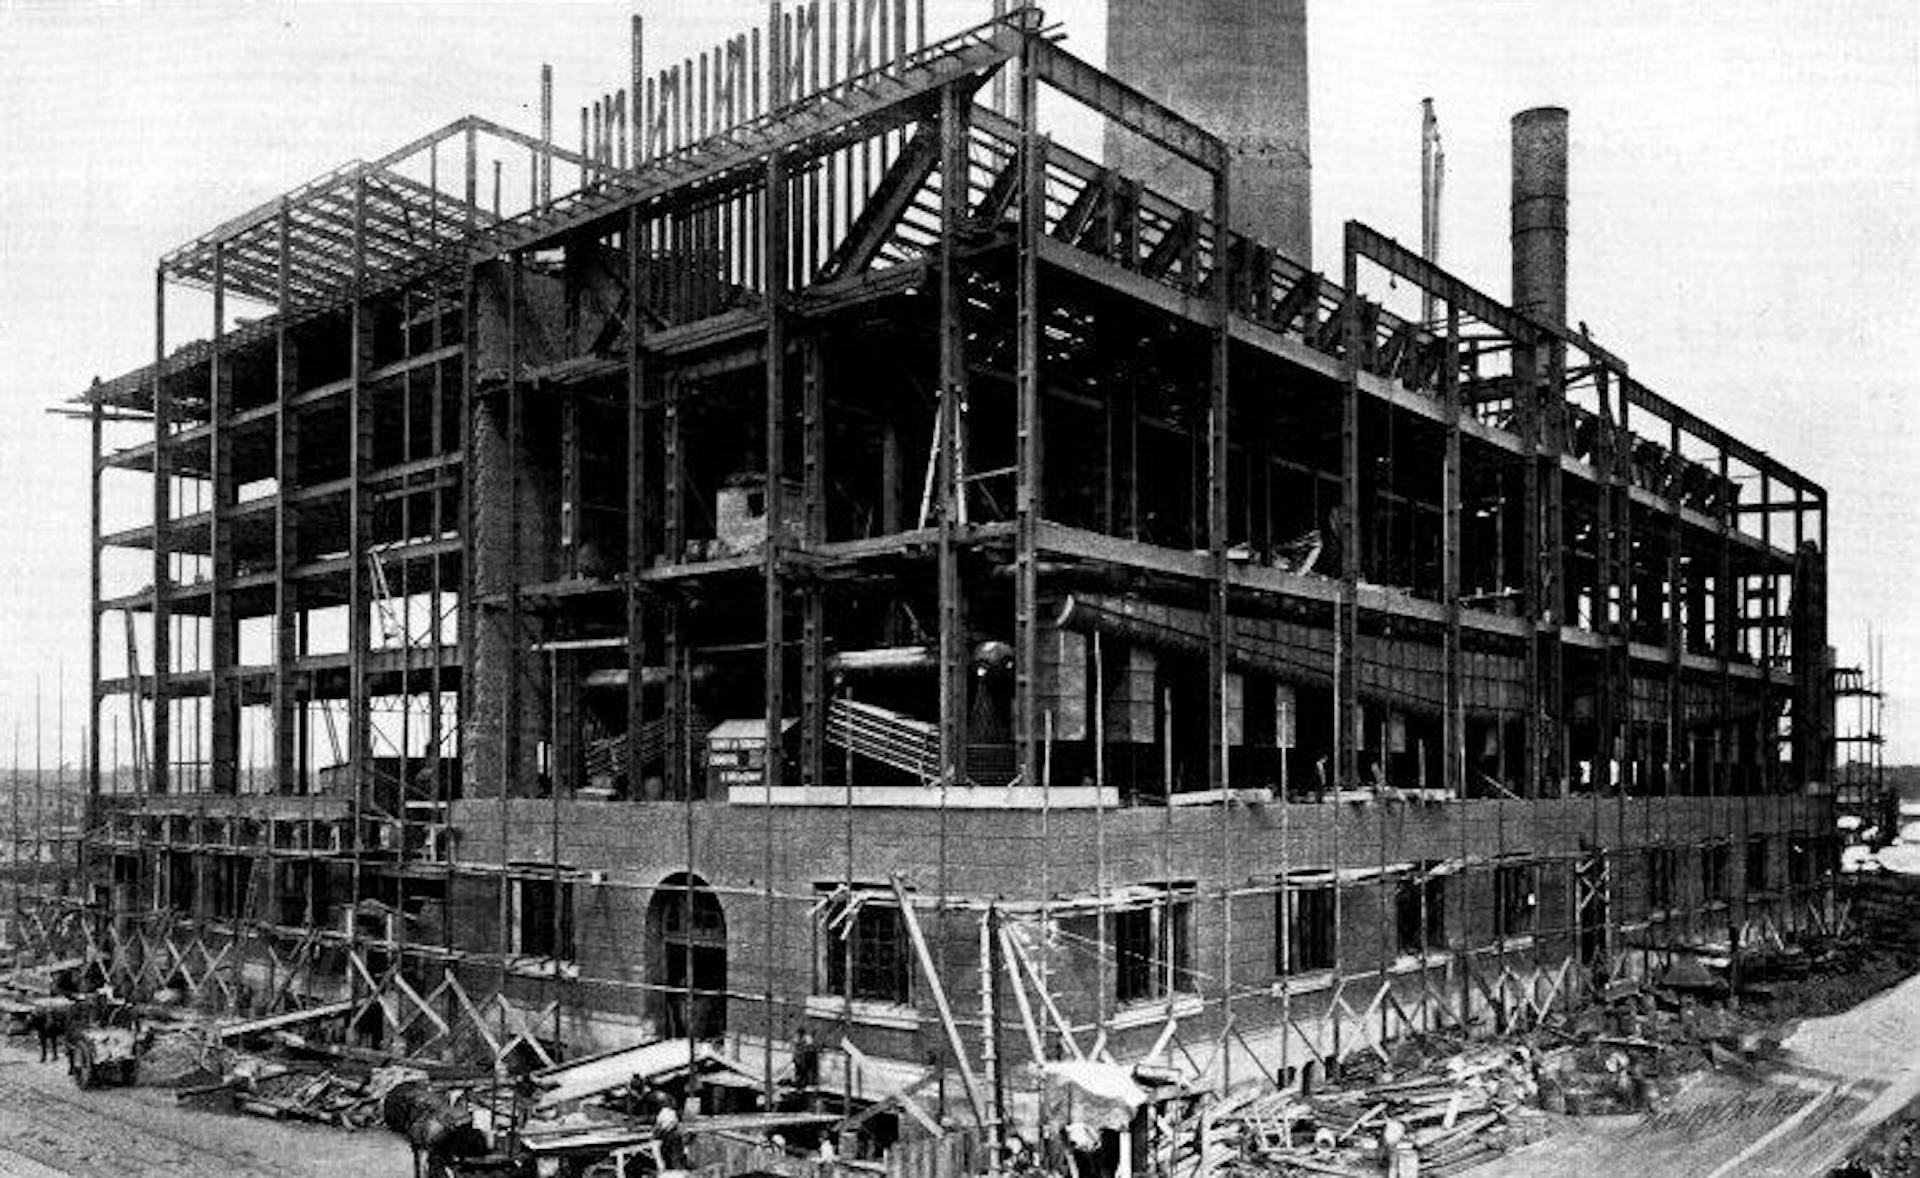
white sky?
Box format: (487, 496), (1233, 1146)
(0, 1), (1914, 764)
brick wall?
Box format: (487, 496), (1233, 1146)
(442, 792), (1833, 1061)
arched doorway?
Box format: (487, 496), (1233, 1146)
(646, 873), (727, 1040)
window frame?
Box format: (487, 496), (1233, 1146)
(1745, 834), (1769, 893)
(1648, 846), (1676, 912)
(1112, 883), (1199, 1004)
(1493, 861), (1536, 940)
(1701, 842), (1731, 905)
(510, 876), (577, 963)
(1394, 862), (1447, 958)
(816, 888), (913, 1007)
(209, 854), (249, 922)
(1787, 838), (1811, 886)
(1814, 835), (1839, 879)
(162, 848), (198, 917)
(1278, 873), (1337, 976)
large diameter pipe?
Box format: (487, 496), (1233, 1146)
(1510, 106), (1568, 324)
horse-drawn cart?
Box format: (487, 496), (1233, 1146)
(68, 1003), (142, 1089)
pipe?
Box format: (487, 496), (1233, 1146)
(825, 646), (937, 674)
(1510, 106), (1568, 324)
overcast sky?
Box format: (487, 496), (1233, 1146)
(0, 1), (1914, 766)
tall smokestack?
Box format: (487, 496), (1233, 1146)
(1510, 106), (1568, 324)
(1106, 0), (1312, 266)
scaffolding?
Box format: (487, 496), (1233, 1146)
(1833, 634), (1890, 849)
(3, 678), (84, 974)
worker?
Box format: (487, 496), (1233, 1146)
(1003, 1133), (1035, 1177)
(792, 1024), (821, 1092)
(623, 1076), (673, 1122)
(1062, 1120), (1100, 1178)
(654, 1099), (688, 1171)
(619, 1074), (651, 1118)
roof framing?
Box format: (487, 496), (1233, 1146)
(74, 7), (1825, 507)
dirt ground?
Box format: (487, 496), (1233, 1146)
(0, 1035), (412, 1178)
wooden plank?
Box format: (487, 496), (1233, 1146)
(890, 875), (987, 1126)
(215, 998), (355, 1040)
(997, 925), (1046, 1065)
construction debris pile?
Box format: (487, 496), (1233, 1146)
(9, 875), (1919, 1177)
(206, 1062), (427, 1129)
(1791, 871), (1920, 1017)
(138, 1023), (233, 1086)
(1202, 1043), (1545, 1177)
(1188, 965), (1822, 1178)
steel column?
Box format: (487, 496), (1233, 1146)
(88, 402), (102, 797)
(273, 200), (303, 794)
(626, 206), (654, 796)
(761, 146), (788, 1111)
(209, 243), (238, 794)
(936, 81), (972, 794)
(800, 338), (825, 790)
(1442, 306), (1463, 799)
(150, 268), (172, 795)
(1014, 66), (1042, 792)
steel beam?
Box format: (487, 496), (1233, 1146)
(1016, 34), (1225, 172)
(1345, 222), (1544, 353)
(816, 122), (938, 281)
(488, 30), (1014, 258)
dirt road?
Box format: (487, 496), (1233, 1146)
(0, 1036), (411, 1178)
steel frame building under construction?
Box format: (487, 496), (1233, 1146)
(56, 0), (1840, 1145)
